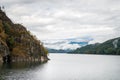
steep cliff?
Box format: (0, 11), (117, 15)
(0, 9), (48, 63)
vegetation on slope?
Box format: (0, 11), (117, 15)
(71, 37), (120, 55)
(0, 9), (48, 62)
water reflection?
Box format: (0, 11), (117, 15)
(0, 62), (46, 69)
(0, 62), (47, 80)
(0, 54), (120, 80)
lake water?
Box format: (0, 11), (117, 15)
(0, 53), (120, 80)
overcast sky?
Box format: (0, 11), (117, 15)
(0, 0), (120, 49)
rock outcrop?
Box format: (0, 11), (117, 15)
(0, 9), (48, 63)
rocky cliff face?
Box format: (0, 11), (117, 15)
(0, 9), (48, 63)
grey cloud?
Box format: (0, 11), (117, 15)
(1, 0), (120, 49)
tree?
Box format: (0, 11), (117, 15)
(116, 49), (120, 55)
(3, 23), (10, 34)
(104, 48), (116, 55)
(6, 36), (14, 51)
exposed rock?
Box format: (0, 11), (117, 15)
(0, 9), (48, 63)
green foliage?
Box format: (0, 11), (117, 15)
(116, 49), (120, 55)
(104, 48), (116, 54)
(6, 36), (15, 51)
(3, 22), (10, 34)
(72, 37), (120, 55)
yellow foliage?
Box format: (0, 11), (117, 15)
(0, 20), (3, 27)
(44, 48), (48, 55)
(0, 38), (7, 46)
(12, 47), (28, 58)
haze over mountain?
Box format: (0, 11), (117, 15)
(44, 37), (91, 50)
(71, 37), (120, 55)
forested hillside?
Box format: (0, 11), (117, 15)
(71, 37), (120, 55)
(0, 9), (48, 63)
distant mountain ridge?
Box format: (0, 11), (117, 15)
(70, 37), (120, 55)
(45, 41), (88, 53)
(47, 48), (72, 53)
(69, 41), (88, 46)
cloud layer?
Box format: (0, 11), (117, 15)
(1, 0), (120, 49)
(43, 37), (91, 50)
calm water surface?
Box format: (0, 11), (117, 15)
(0, 53), (120, 80)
